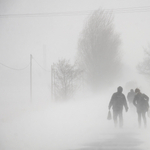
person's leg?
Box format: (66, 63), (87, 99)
(113, 110), (118, 127)
(142, 112), (147, 128)
(138, 112), (142, 128)
(119, 111), (123, 128)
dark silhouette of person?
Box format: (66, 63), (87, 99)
(108, 86), (128, 128)
(127, 89), (135, 110)
(133, 88), (149, 128)
(127, 89), (135, 104)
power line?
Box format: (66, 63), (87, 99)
(0, 6), (150, 18)
(32, 56), (50, 72)
(111, 6), (150, 13)
(0, 10), (91, 18)
(0, 57), (50, 72)
(0, 62), (30, 70)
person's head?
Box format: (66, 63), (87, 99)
(117, 86), (123, 93)
(135, 88), (140, 93)
(130, 89), (134, 92)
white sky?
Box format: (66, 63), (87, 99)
(0, 0), (150, 67)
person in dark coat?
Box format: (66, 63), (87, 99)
(108, 86), (128, 128)
(133, 88), (149, 128)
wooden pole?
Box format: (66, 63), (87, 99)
(51, 65), (53, 101)
(30, 54), (32, 102)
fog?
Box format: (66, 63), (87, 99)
(1, 0), (150, 149)
(1, 80), (150, 150)
(0, 88), (110, 150)
(0, 51), (150, 149)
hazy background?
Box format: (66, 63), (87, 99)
(1, 0), (150, 150)
(0, 0), (150, 101)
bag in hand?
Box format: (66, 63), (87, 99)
(147, 109), (150, 118)
(107, 110), (112, 120)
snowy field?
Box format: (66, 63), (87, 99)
(0, 92), (150, 150)
(0, 93), (112, 150)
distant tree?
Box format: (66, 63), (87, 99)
(137, 45), (150, 76)
(77, 8), (122, 92)
(52, 59), (82, 101)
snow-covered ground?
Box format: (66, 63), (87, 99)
(0, 94), (150, 150)
(0, 94), (111, 150)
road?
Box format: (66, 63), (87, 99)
(1, 100), (150, 150)
(68, 128), (150, 150)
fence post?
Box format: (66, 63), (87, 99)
(51, 65), (53, 101)
(30, 54), (32, 102)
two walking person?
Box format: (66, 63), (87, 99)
(108, 86), (149, 128)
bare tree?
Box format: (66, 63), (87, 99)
(137, 45), (150, 76)
(77, 9), (122, 91)
(52, 59), (82, 101)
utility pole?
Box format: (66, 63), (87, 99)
(51, 65), (53, 101)
(30, 54), (32, 102)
